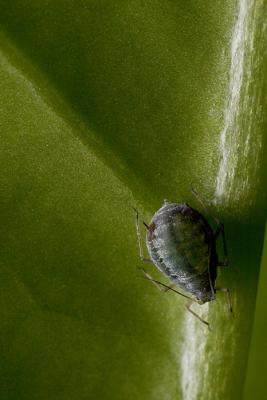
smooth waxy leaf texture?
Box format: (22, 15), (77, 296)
(0, 1), (266, 399)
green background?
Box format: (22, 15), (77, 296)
(0, 1), (266, 399)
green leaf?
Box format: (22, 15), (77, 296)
(0, 1), (266, 399)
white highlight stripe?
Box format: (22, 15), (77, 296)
(181, 304), (209, 400)
(215, 0), (250, 201)
(180, 1), (254, 399)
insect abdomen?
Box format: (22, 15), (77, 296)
(146, 203), (216, 292)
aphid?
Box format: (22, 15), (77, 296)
(133, 190), (232, 330)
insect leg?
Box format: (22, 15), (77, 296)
(132, 207), (152, 263)
(214, 223), (228, 266)
(191, 187), (229, 265)
(186, 300), (211, 331)
(215, 287), (233, 313)
(140, 268), (194, 299)
(191, 186), (220, 225)
(139, 268), (178, 292)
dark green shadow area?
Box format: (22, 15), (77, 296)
(243, 222), (267, 400)
(182, 188), (267, 399)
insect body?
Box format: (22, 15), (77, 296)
(147, 201), (217, 303)
(134, 197), (231, 329)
